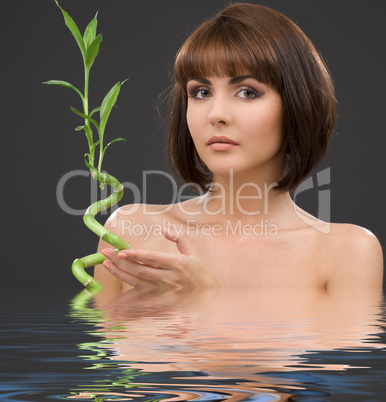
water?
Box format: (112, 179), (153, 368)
(1, 287), (385, 401)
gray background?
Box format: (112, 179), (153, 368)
(2, 0), (385, 290)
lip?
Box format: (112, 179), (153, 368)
(208, 142), (239, 151)
(207, 135), (239, 149)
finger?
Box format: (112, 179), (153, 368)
(116, 248), (183, 270)
(102, 248), (135, 265)
(161, 226), (198, 257)
(102, 248), (159, 268)
(105, 257), (176, 285)
(102, 258), (147, 288)
(103, 247), (177, 278)
(161, 226), (179, 242)
(101, 248), (116, 259)
(102, 248), (156, 284)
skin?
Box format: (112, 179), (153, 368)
(94, 75), (383, 301)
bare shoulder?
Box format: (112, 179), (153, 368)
(325, 223), (383, 290)
(329, 223), (382, 256)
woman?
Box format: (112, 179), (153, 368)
(94, 3), (383, 295)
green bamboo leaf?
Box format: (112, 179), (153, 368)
(100, 81), (123, 134)
(100, 82), (120, 119)
(85, 34), (103, 69)
(71, 107), (100, 131)
(102, 138), (126, 159)
(83, 125), (94, 148)
(43, 80), (84, 101)
(83, 12), (98, 48)
(84, 160), (94, 171)
(91, 140), (100, 151)
(89, 140), (100, 161)
(54, 0), (86, 58)
(84, 151), (94, 168)
(90, 106), (101, 117)
(75, 125), (84, 131)
(106, 137), (126, 148)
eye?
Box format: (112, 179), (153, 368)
(237, 87), (259, 100)
(188, 87), (211, 100)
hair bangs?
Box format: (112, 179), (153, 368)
(174, 17), (281, 92)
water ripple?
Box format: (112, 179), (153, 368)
(1, 289), (386, 401)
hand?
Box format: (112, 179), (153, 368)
(100, 226), (219, 291)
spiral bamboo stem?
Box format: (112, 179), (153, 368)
(72, 169), (130, 292)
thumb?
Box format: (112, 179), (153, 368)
(161, 226), (198, 256)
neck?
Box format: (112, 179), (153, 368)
(193, 169), (297, 228)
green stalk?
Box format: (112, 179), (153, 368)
(83, 67), (91, 153)
(97, 140), (103, 178)
(45, 1), (130, 293)
(72, 169), (130, 293)
(84, 67), (89, 117)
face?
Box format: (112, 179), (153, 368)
(186, 75), (285, 182)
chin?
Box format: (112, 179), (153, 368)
(204, 163), (237, 178)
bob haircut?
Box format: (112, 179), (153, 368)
(167, 3), (336, 192)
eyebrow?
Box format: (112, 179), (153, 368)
(189, 75), (256, 85)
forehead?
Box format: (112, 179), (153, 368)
(175, 36), (279, 91)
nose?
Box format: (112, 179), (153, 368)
(208, 96), (232, 126)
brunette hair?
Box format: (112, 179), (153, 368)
(167, 3), (336, 192)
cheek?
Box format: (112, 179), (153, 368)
(186, 106), (195, 136)
(186, 104), (204, 143)
(244, 105), (283, 146)
(263, 99), (283, 134)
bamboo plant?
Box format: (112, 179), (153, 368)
(44, 0), (130, 293)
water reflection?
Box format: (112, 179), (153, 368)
(67, 287), (385, 401)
